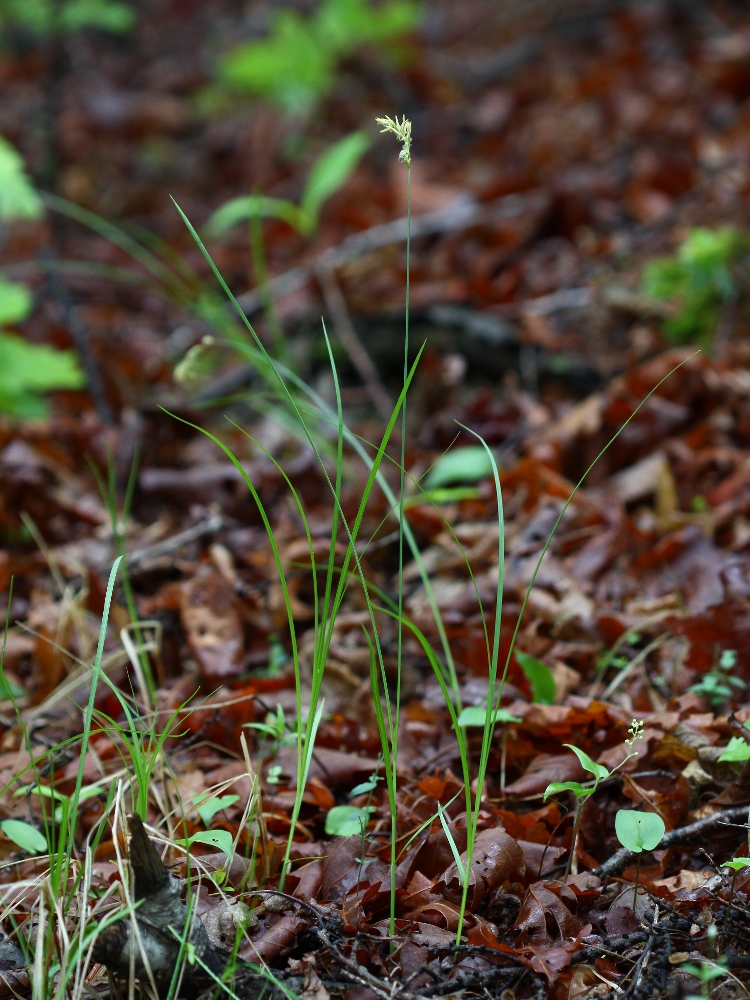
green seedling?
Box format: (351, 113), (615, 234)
(614, 808), (665, 897)
(545, 720), (644, 876)
(325, 804), (376, 837)
(216, 0), (420, 113)
(0, 0), (134, 37)
(690, 648), (743, 707)
(681, 958), (729, 1000)
(515, 651), (555, 705)
(642, 226), (749, 344)
(204, 130), (370, 364)
(244, 703), (299, 750)
(205, 131), (371, 240)
(596, 630), (642, 673)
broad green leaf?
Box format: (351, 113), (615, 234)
(718, 736), (750, 763)
(0, 138), (42, 221)
(516, 652), (556, 705)
(0, 819), (47, 854)
(0, 279), (32, 326)
(722, 857), (750, 871)
(349, 776), (380, 797)
(299, 131), (370, 235)
(563, 744), (609, 782)
(614, 809), (665, 853)
(325, 804), (374, 837)
(218, 11), (335, 110)
(195, 794), (240, 826)
(456, 705), (521, 727)
(176, 829), (234, 859)
(0, 332), (85, 418)
(204, 195), (303, 237)
(543, 780), (589, 802)
(424, 445), (495, 489)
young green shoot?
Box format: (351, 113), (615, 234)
(545, 720), (645, 877)
(375, 111), (411, 935)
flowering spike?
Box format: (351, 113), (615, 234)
(376, 114), (412, 167)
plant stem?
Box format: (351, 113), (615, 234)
(389, 159), (410, 937)
(566, 798), (587, 879)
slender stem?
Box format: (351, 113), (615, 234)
(634, 853), (641, 900)
(390, 163), (410, 936)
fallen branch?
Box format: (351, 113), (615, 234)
(126, 513), (226, 570)
(592, 805), (750, 879)
(235, 191), (546, 316)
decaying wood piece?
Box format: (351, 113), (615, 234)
(93, 816), (225, 998)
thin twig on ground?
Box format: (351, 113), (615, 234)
(593, 806), (750, 879)
(317, 266), (392, 419)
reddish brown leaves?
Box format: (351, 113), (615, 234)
(438, 827), (525, 909)
(513, 880), (579, 944)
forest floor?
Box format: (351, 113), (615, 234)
(5, 2), (750, 999)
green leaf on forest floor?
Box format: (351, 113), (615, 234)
(424, 445), (495, 489)
(0, 819), (47, 854)
(194, 794), (240, 826)
(456, 706), (521, 727)
(175, 829), (234, 859)
(614, 809), (665, 853)
(325, 804), (374, 837)
(515, 651), (556, 705)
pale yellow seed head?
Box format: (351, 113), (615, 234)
(376, 114), (412, 167)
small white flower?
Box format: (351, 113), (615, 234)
(376, 114), (412, 167)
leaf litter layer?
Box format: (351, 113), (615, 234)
(7, 3), (750, 1000)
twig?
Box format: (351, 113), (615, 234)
(625, 906), (658, 998)
(125, 513), (225, 569)
(593, 806), (750, 879)
(317, 266), (392, 419)
(235, 192), (544, 317)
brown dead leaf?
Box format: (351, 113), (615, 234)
(180, 569), (244, 680)
(320, 836), (361, 899)
(439, 827), (525, 909)
(504, 751), (587, 797)
(239, 913), (309, 962)
(513, 880), (579, 943)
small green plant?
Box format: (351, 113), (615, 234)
(216, 0), (421, 113)
(545, 720), (644, 876)
(642, 226), (748, 344)
(681, 959), (729, 1000)
(690, 648), (744, 707)
(205, 131), (371, 240)
(0, 0), (134, 38)
(0, 137), (85, 417)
